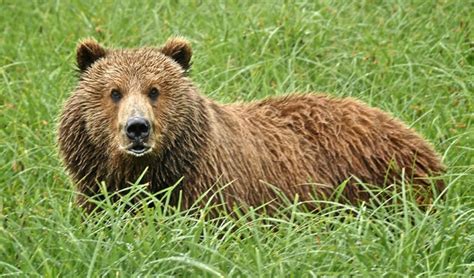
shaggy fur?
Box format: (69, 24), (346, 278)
(58, 37), (445, 213)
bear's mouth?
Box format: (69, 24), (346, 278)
(125, 142), (152, 157)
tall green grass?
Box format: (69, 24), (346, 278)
(0, 1), (472, 276)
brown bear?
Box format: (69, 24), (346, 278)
(58, 37), (445, 214)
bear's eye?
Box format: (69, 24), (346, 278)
(110, 89), (122, 102)
(149, 87), (159, 101)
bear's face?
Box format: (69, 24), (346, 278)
(73, 38), (194, 159)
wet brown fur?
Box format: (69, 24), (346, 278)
(58, 37), (445, 213)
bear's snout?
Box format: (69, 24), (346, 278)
(123, 117), (153, 156)
(125, 117), (150, 141)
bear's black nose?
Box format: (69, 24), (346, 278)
(125, 117), (150, 141)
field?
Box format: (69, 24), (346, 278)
(0, 1), (473, 276)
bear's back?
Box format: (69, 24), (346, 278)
(190, 94), (445, 208)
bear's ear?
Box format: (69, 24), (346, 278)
(160, 37), (192, 71)
(76, 39), (107, 73)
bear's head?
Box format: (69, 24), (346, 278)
(66, 37), (199, 161)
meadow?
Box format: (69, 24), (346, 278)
(0, 1), (473, 276)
